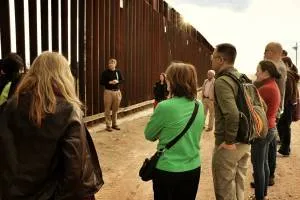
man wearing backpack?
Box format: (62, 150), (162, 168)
(211, 43), (251, 200)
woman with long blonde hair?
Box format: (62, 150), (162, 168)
(0, 52), (103, 200)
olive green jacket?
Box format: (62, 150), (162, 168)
(214, 67), (240, 145)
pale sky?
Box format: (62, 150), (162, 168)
(165, 0), (300, 75)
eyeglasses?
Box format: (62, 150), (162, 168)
(210, 54), (222, 60)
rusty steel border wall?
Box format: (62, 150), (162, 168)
(0, 0), (214, 122)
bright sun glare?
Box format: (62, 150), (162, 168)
(177, 6), (200, 27)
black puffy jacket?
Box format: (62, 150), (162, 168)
(0, 94), (103, 200)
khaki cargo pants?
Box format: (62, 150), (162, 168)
(202, 97), (215, 129)
(104, 89), (122, 128)
(212, 143), (250, 200)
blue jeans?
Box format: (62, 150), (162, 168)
(251, 128), (276, 200)
(268, 130), (277, 178)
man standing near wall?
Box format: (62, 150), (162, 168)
(201, 69), (215, 132)
(211, 43), (250, 200)
(100, 58), (124, 132)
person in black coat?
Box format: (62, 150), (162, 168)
(153, 73), (168, 109)
(277, 56), (300, 156)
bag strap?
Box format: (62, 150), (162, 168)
(164, 101), (199, 150)
(214, 72), (247, 114)
(214, 72), (239, 115)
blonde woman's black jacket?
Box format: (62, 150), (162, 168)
(0, 94), (103, 200)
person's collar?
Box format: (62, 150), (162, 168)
(265, 58), (281, 64)
(254, 77), (273, 88)
(216, 65), (235, 77)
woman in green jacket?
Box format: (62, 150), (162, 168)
(144, 62), (205, 200)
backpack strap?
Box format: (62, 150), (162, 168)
(214, 72), (242, 115)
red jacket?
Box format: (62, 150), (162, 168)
(257, 78), (281, 128)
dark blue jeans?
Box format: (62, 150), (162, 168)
(268, 129), (277, 179)
(251, 128), (276, 200)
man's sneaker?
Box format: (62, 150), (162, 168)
(278, 149), (290, 157)
(112, 125), (121, 130)
(268, 177), (275, 186)
(106, 127), (113, 132)
(248, 194), (269, 200)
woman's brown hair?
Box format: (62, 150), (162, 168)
(165, 62), (198, 100)
(259, 60), (281, 79)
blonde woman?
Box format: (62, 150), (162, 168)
(0, 52), (103, 200)
(144, 62), (205, 200)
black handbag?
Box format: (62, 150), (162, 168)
(139, 101), (199, 182)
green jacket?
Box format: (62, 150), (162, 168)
(0, 81), (11, 106)
(214, 67), (240, 145)
(144, 97), (204, 172)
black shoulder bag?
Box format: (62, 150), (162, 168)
(139, 101), (199, 182)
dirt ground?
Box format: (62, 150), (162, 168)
(90, 108), (300, 200)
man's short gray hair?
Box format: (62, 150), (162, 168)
(208, 70), (215, 76)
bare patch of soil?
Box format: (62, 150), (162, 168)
(91, 108), (300, 200)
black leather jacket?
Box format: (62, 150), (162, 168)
(0, 95), (103, 200)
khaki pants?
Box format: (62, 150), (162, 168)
(202, 98), (215, 129)
(212, 143), (250, 200)
(104, 89), (122, 128)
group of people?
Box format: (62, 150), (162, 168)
(0, 41), (298, 200)
(144, 42), (299, 200)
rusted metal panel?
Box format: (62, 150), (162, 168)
(104, 0), (110, 64)
(124, 0), (133, 106)
(115, 0), (121, 65)
(152, 0), (158, 11)
(70, 0), (78, 78)
(0, 0), (11, 58)
(78, 0), (86, 109)
(136, 0), (141, 103)
(98, 0), (105, 111)
(119, 1), (128, 106)
(28, 0), (38, 64)
(52, 0), (59, 51)
(86, 0), (93, 116)
(14, 0), (26, 62)
(110, 0), (116, 58)
(92, 0), (100, 115)
(61, 0), (68, 58)
(40, 0), (49, 51)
